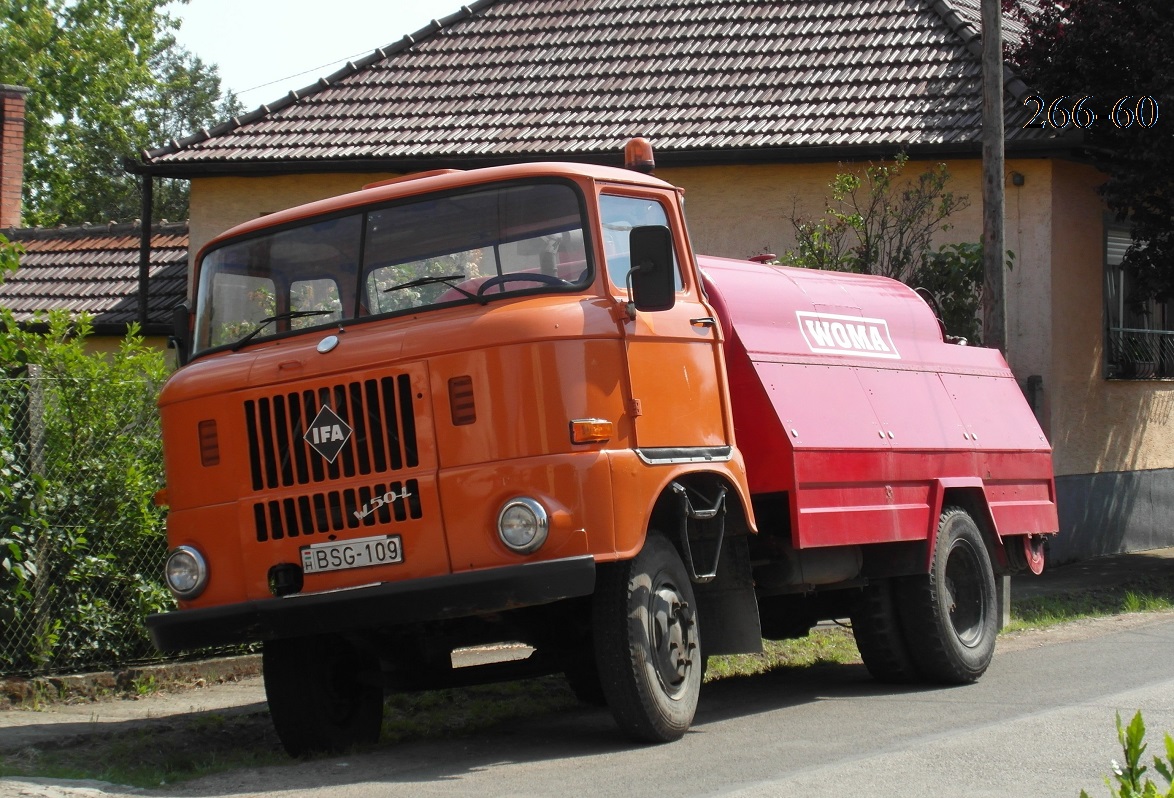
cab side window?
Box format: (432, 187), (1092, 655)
(599, 195), (684, 292)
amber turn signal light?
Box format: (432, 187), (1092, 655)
(570, 418), (613, 444)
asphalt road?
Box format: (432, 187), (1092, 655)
(5, 612), (1172, 798)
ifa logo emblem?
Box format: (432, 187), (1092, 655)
(304, 405), (353, 462)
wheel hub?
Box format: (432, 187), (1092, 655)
(650, 584), (697, 696)
(945, 541), (985, 647)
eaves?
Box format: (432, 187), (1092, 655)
(126, 134), (1092, 181)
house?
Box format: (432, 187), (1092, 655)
(128, 0), (1171, 563)
(0, 85), (187, 361)
(0, 221), (188, 353)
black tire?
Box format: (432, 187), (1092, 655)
(263, 634), (384, 757)
(563, 658), (608, 707)
(897, 507), (998, 683)
(593, 533), (702, 742)
(850, 578), (919, 683)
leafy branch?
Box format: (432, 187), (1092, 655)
(1083, 711), (1174, 798)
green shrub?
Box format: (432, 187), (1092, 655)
(782, 155), (992, 344)
(1083, 711), (1174, 798)
(0, 308), (172, 672)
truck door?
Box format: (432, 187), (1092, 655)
(600, 192), (730, 456)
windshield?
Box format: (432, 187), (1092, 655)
(193, 180), (591, 354)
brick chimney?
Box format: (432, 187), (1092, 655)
(0, 85), (30, 230)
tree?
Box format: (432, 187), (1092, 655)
(0, 233), (21, 276)
(143, 46), (242, 221)
(783, 155), (986, 342)
(1007, 0), (1174, 302)
(0, 0), (241, 227)
(783, 154), (970, 284)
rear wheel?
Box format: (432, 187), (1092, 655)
(263, 634), (384, 757)
(593, 533), (701, 742)
(850, 578), (919, 683)
(897, 507), (998, 683)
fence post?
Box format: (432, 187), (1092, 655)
(24, 364), (55, 671)
(24, 363), (44, 475)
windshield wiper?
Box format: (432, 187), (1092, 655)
(231, 310), (333, 351)
(384, 274), (486, 305)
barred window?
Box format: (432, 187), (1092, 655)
(1105, 224), (1172, 379)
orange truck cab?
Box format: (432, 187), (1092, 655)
(147, 144), (1057, 755)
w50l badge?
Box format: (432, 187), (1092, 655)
(304, 406), (352, 462)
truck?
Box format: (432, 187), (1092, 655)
(147, 140), (1058, 756)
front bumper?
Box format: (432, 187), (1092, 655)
(146, 555), (597, 651)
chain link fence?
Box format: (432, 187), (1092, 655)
(1, 366), (174, 676)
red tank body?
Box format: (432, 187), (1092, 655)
(700, 255), (1057, 554)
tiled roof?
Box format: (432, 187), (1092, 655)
(938, 0), (1031, 40)
(141, 0), (1057, 175)
(0, 222), (188, 333)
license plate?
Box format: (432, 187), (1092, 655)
(300, 534), (403, 574)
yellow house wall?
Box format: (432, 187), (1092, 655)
(81, 335), (176, 368)
(187, 173), (400, 276)
(1048, 160), (1174, 476)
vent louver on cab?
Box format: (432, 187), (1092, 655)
(253, 479), (422, 542)
(448, 375), (476, 426)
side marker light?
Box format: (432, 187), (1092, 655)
(570, 418), (613, 444)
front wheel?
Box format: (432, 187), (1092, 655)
(263, 634), (384, 757)
(593, 533), (702, 742)
(897, 507), (998, 683)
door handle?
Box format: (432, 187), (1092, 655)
(690, 316), (717, 327)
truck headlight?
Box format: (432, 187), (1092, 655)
(497, 498), (549, 554)
(164, 545), (208, 599)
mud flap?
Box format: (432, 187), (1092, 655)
(693, 535), (762, 656)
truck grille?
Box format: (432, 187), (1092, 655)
(253, 479), (422, 542)
(244, 375), (418, 491)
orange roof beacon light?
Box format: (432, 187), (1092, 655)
(624, 136), (656, 173)
(145, 154), (1058, 759)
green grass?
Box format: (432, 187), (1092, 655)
(1004, 576), (1174, 633)
(705, 626), (861, 680)
(0, 708), (288, 788)
(380, 676), (579, 743)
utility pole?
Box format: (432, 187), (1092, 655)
(981, 0), (1007, 355)
(981, 0), (1011, 629)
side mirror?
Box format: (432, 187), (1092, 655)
(169, 302), (190, 367)
(627, 225), (676, 314)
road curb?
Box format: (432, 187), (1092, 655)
(0, 654), (261, 709)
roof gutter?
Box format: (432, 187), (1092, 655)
(138, 172), (153, 327)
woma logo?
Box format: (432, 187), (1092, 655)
(796, 311), (901, 360)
